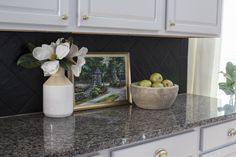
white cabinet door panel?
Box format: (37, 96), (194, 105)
(167, 0), (222, 35)
(201, 143), (236, 157)
(201, 120), (236, 151)
(0, 0), (69, 26)
(112, 131), (198, 157)
(78, 0), (165, 31)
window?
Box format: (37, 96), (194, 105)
(218, 0), (236, 103)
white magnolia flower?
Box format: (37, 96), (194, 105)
(71, 57), (86, 77)
(56, 43), (70, 59)
(79, 47), (88, 56)
(56, 38), (64, 45)
(67, 44), (79, 59)
(32, 41), (70, 76)
(70, 47), (88, 77)
(41, 60), (60, 76)
(33, 44), (54, 61)
(32, 38), (88, 77)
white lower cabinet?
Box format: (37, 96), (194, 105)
(112, 131), (198, 157)
(85, 120), (236, 157)
(201, 120), (236, 151)
(201, 143), (236, 157)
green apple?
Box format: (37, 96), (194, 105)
(150, 73), (163, 83)
(162, 80), (174, 87)
(152, 82), (164, 88)
(138, 80), (152, 87)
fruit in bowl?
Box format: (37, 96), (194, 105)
(162, 79), (174, 87)
(138, 80), (152, 87)
(131, 73), (179, 110)
(151, 82), (164, 88)
(150, 73), (163, 83)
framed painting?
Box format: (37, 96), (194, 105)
(71, 52), (132, 111)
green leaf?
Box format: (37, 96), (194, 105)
(226, 62), (234, 74)
(219, 82), (235, 95)
(232, 68), (236, 82)
(60, 58), (76, 71)
(219, 71), (233, 82)
(17, 53), (41, 69)
(27, 43), (36, 52)
(226, 62), (235, 84)
(66, 36), (74, 44)
(232, 82), (236, 94)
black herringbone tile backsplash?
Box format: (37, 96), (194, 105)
(0, 31), (188, 116)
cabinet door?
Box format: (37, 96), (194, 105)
(78, 0), (165, 31)
(166, 0), (222, 35)
(201, 143), (236, 157)
(0, 0), (69, 26)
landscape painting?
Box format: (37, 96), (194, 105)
(73, 52), (131, 111)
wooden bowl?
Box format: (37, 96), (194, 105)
(130, 82), (179, 110)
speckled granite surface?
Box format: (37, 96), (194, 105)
(1, 94), (236, 157)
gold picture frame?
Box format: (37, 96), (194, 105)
(71, 52), (132, 111)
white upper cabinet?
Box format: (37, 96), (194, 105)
(0, 0), (69, 26)
(77, 0), (165, 31)
(0, 0), (223, 37)
(166, 0), (222, 35)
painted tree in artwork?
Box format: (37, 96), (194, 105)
(103, 57), (125, 82)
(78, 57), (125, 84)
(76, 57), (105, 83)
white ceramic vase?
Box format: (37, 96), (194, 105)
(43, 67), (73, 118)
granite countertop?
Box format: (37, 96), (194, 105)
(1, 94), (236, 157)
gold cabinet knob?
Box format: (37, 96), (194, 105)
(155, 149), (168, 157)
(228, 128), (236, 137)
(82, 15), (89, 20)
(61, 14), (69, 20)
(170, 22), (175, 26)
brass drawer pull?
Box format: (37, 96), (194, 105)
(155, 149), (168, 157)
(82, 15), (89, 20)
(170, 23), (175, 26)
(228, 128), (236, 137)
(61, 14), (69, 20)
